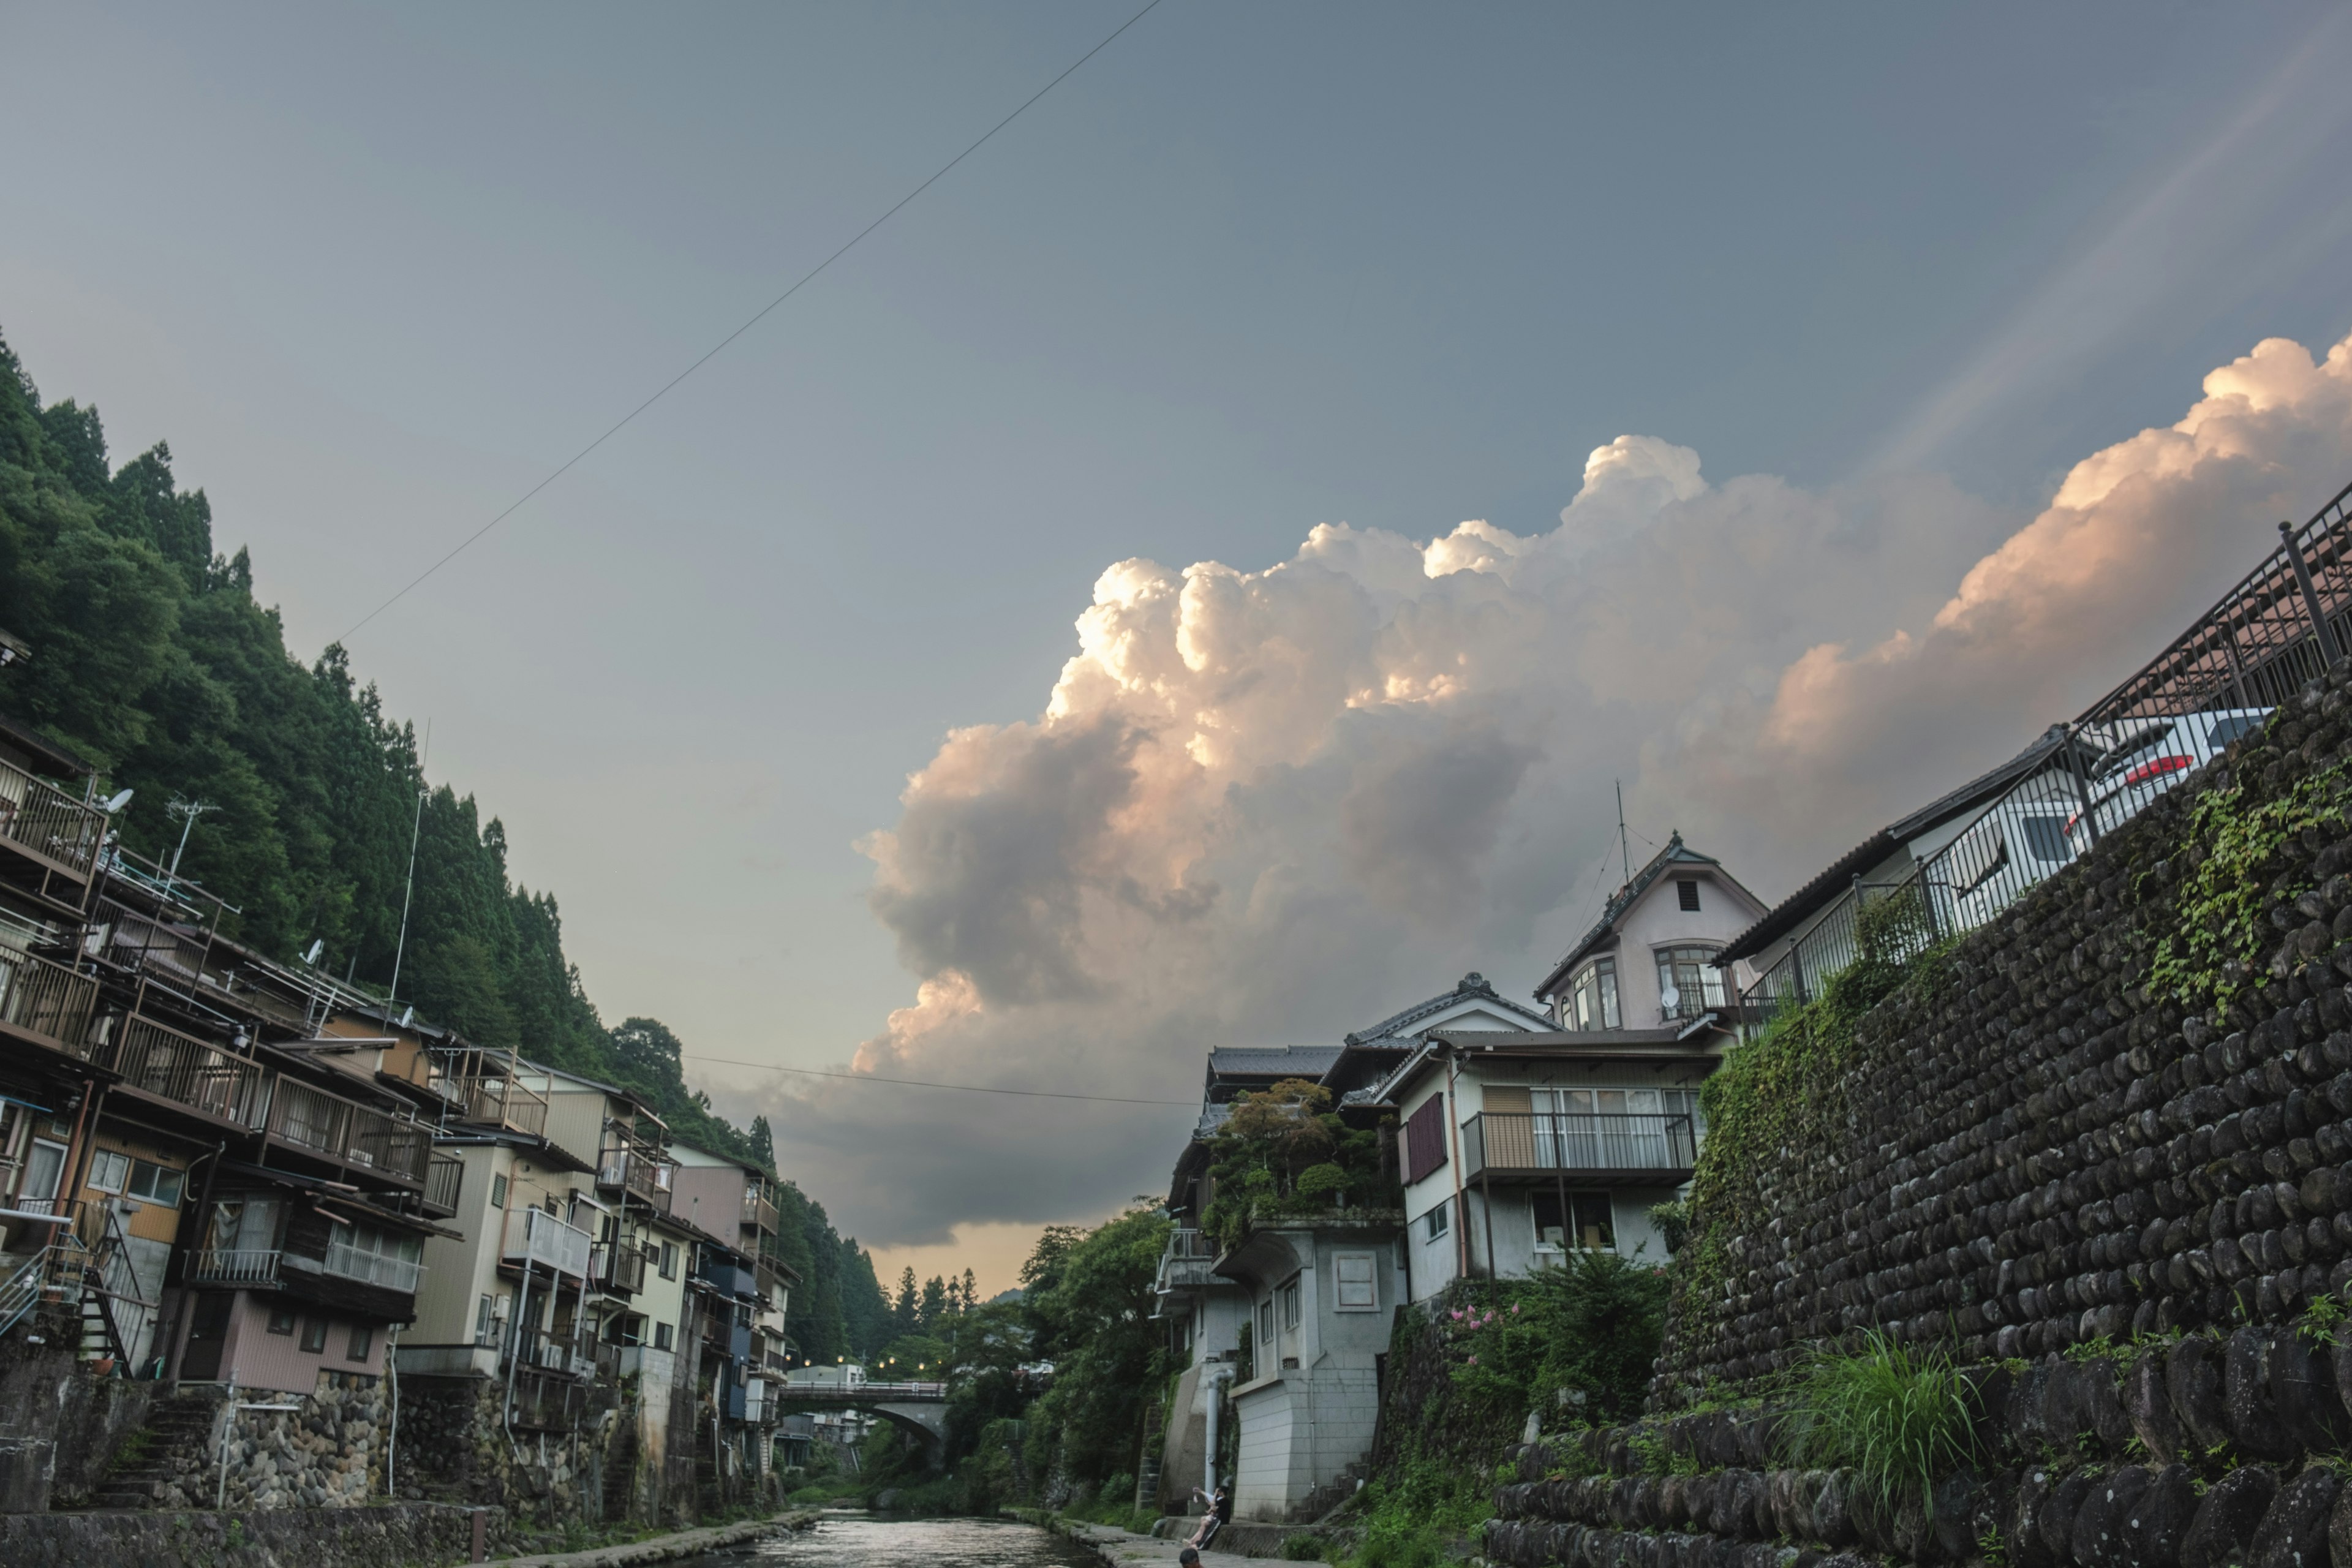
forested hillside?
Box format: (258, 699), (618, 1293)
(0, 328), (890, 1360)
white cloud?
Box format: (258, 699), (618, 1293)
(755, 329), (2352, 1247)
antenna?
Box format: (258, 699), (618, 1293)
(1615, 781), (1632, 887)
(162, 796), (221, 899)
(386, 720), (431, 1012)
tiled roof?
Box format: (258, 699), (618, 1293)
(1345, 972), (1550, 1044)
(1204, 1044), (1344, 1081)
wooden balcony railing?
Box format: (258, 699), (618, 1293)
(94, 1012), (268, 1127)
(597, 1143), (674, 1213)
(0, 761), (105, 880)
(448, 1065), (549, 1137)
(0, 948), (99, 1056)
(265, 1076), (431, 1186)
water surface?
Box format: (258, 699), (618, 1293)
(675, 1512), (1105, 1568)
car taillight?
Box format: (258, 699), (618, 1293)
(2121, 755), (2195, 788)
(2064, 812), (2081, 835)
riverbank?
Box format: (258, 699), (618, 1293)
(1037, 1515), (1259, 1566)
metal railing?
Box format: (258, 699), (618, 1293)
(191, 1248), (283, 1286)
(323, 1235), (423, 1292)
(1736, 478), (2352, 1036)
(502, 1206), (593, 1280)
(424, 1152), (464, 1212)
(0, 761), (105, 876)
(441, 1052), (549, 1137)
(1459, 1112), (1697, 1179)
(594, 1240), (647, 1294)
(743, 1188), (780, 1234)
(96, 1012), (268, 1126)
(0, 949), (99, 1055)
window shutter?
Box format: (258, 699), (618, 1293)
(1404, 1095), (1448, 1184)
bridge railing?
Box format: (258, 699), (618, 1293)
(774, 1379), (946, 1400)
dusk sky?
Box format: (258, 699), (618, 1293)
(8, 2), (2352, 1292)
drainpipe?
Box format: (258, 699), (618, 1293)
(1202, 1363), (1232, 1496)
(505, 1211), (535, 1449)
(386, 1322), (401, 1498)
(1443, 1050), (1471, 1284)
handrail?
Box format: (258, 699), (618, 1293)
(1459, 1112), (1697, 1178)
(0, 758), (105, 876)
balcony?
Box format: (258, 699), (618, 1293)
(190, 1248), (282, 1287)
(0, 760), (106, 884)
(323, 1235), (423, 1293)
(592, 1240), (647, 1295)
(423, 1152), (464, 1216)
(502, 1206), (594, 1281)
(1458, 1112), (1698, 1185)
(264, 1077), (430, 1186)
(444, 1055), (549, 1137)
(0, 949), (98, 1057)
(597, 1143), (674, 1213)
(696, 1253), (758, 1300)
(93, 1012), (268, 1128)
(1154, 1227), (1217, 1295)
(742, 1186), (779, 1236)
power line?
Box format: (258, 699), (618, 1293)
(682, 1052), (1197, 1107)
(341, 0), (1169, 643)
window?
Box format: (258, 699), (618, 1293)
(1567, 960), (1619, 1031)
(1423, 1200), (1450, 1240)
(1280, 1277), (1302, 1331)
(267, 1306), (298, 1336)
(19, 1138), (66, 1212)
(1654, 947), (1725, 1020)
(88, 1150), (129, 1194)
(659, 1242), (678, 1280)
(299, 1317), (328, 1354)
(347, 1324), (374, 1362)
(654, 1321), (674, 1351)
(126, 1159), (183, 1205)
(476, 1295), (496, 1343)
(1532, 1191), (1617, 1250)
(1257, 1298), (1275, 1345)
(1676, 878), (1701, 912)
(490, 1174), (508, 1210)
(1333, 1253), (1376, 1311)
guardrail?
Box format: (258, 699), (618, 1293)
(1459, 1112), (1697, 1179)
(1736, 478), (2352, 1037)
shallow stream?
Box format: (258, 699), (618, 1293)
(671, 1512), (1105, 1568)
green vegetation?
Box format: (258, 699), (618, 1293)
(1344, 1454), (1491, 1568)
(1441, 1251), (1672, 1429)
(0, 329), (893, 1362)
(1786, 1331), (1977, 1521)
(1197, 1079), (1398, 1252)
(2146, 756), (2346, 1009)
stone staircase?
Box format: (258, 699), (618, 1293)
(91, 1389), (224, 1509)
(1298, 1459), (1368, 1524)
(601, 1411), (639, 1521)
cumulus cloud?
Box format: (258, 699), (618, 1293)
(753, 329), (2352, 1247)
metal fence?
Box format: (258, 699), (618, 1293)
(1736, 478), (2352, 1034)
(1460, 1112), (1698, 1177)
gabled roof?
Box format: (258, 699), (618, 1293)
(1366, 1023), (1728, 1107)
(1717, 723), (2071, 963)
(1344, 971), (1550, 1046)
(1535, 833), (1764, 998)
(1202, 1044), (1344, 1095)
(0, 709), (93, 779)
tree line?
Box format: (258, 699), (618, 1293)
(0, 329), (893, 1363)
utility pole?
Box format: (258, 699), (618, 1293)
(162, 796), (220, 899)
(386, 720), (431, 1009)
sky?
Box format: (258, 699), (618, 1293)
(7, 2), (2352, 1295)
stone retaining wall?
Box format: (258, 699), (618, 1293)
(0, 1499), (503, 1568)
(1659, 662), (2352, 1403)
(391, 1372), (619, 1526)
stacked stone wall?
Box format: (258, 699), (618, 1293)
(1659, 664), (2352, 1401)
(390, 1371), (619, 1527)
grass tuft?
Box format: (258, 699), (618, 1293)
(1789, 1331), (1977, 1520)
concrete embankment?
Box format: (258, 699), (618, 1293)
(0, 1505), (818, 1568)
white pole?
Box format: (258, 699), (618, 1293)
(386, 720), (431, 1006)
(217, 1377), (236, 1511)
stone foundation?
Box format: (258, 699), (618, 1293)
(391, 1371), (619, 1526)
(0, 1500), (503, 1568)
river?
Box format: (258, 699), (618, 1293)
(672, 1512), (1107, 1568)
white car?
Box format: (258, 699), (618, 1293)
(2067, 707), (2270, 846)
(1941, 772), (2083, 930)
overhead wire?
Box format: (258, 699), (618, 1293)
(339, 0), (1169, 643)
(682, 1053), (1197, 1107)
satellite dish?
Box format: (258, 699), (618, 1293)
(1660, 984), (1682, 1014)
(303, 938), (325, 965)
(398, 1005), (415, 1028)
(102, 789), (134, 813)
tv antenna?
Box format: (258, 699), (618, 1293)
(162, 796), (220, 899)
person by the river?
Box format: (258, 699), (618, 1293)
(1185, 1480), (1232, 1550)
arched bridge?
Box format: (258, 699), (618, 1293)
(770, 1380), (949, 1463)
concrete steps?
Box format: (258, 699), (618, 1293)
(91, 1390), (223, 1509)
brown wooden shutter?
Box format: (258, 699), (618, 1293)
(1482, 1086), (1534, 1169)
(1404, 1095), (1448, 1184)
